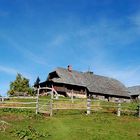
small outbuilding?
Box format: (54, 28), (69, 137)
(128, 86), (140, 101)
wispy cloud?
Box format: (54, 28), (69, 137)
(129, 11), (140, 27)
(81, 57), (140, 87)
(1, 34), (47, 65)
(101, 66), (140, 87)
(0, 64), (33, 79)
(0, 65), (18, 75)
(47, 34), (67, 48)
(76, 18), (138, 48)
(0, 65), (34, 96)
(68, 17), (140, 87)
(1, 10), (140, 88)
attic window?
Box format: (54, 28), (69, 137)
(48, 71), (59, 80)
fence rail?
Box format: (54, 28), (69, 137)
(0, 102), (36, 104)
(0, 96), (37, 111)
(49, 98), (140, 117)
(0, 106), (36, 109)
(0, 95), (139, 117)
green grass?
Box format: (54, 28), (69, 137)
(0, 109), (140, 140)
(0, 97), (139, 139)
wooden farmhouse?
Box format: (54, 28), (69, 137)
(39, 66), (130, 101)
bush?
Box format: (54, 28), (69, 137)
(11, 125), (50, 140)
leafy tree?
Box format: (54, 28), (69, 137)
(8, 73), (34, 96)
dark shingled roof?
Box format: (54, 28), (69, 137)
(128, 86), (140, 96)
(48, 67), (130, 98)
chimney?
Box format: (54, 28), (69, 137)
(67, 65), (72, 72)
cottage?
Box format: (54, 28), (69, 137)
(128, 86), (140, 101)
(39, 66), (130, 101)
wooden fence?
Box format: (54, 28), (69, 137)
(0, 92), (140, 118)
(49, 97), (140, 117)
(0, 86), (57, 115)
(0, 96), (37, 110)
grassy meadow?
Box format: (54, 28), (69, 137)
(0, 108), (140, 140)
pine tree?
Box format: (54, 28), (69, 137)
(34, 76), (40, 88)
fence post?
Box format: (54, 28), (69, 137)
(138, 104), (140, 118)
(71, 89), (74, 103)
(50, 90), (53, 117)
(36, 88), (39, 114)
(87, 96), (91, 115)
(117, 103), (121, 117)
(52, 85), (59, 100)
(2, 97), (4, 102)
(55, 93), (59, 100)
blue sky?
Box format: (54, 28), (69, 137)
(0, 0), (140, 96)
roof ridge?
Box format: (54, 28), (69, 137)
(56, 67), (84, 74)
